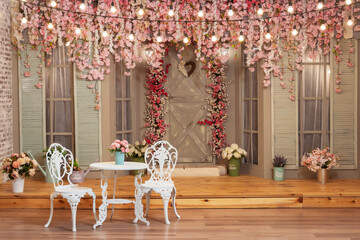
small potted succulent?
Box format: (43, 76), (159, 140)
(272, 155), (287, 181)
(127, 140), (149, 176)
(222, 143), (247, 177)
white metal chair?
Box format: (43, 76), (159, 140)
(44, 143), (97, 232)
(141, 141), (180, 224)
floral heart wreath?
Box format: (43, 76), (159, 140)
(178, 60), (196, 77)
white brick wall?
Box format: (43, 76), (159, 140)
(0, 0), (12, 159)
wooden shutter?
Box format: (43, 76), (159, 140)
(74, 67), (101, 167)
(19, 45), (45, 161)
(331, 39), (358, 169)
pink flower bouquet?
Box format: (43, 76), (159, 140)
(108, 139), (130, 155)
(1, 153), (38, 180)
(301, 147), (339, 172)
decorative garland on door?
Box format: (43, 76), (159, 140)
(144, 61), (171, 144)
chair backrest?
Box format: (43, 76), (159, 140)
(145, 141), (178, 183)
(46, 143), (74, 189)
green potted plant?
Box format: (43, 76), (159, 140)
(127, 140), (149, 176)
(272, 155), (287, 181)
(222, 144), (247, 177)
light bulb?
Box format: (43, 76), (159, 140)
(257, 5), (264, 16)
(228, 9), (234, 17)
(102, 31), (108, 37)
(138, 7), (144, 16)
(320, 24), (326, 31)
(75, 27), (81, 35)
(238, 34), (245, 42)
(219, 48), (228, 56)
(183, 37), (189, 44)
(48, 22), (54, 29)
(50, 0), (56, 7)
(317, 1), (323, 10)
(265, 32), (271, 39)
(211, 35), (217, 42)
(21, 0), (27, 2)
(110, 6), (117, 13)
(292, 29), (298, 36)
(288, 5), (294, 13)
(65, 41), (71, 46)
(168, 8), (174, 17)
(198, 10), (204, 18)
(128, 33), (135, 41)
(347, 19), (354, 26)
(156, 36), (162, 42)
(79, 3), (86, 10)
(345, 0), (352, 5)
(21, 17), (27, 24)
(145, 48), (153, 57)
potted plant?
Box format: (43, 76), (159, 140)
(127, 140), (149, 176)
(272, 155), (287, 181)
(222, 143), (247, 177)
(301, 147), (339, 183)
(109, 139), (130, 165)
(1, 153), (38, 193)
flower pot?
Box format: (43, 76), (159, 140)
(115, 152), (125, 165)
(273, 167), (285, 181)
(317, 169), (329, 183)
(130, 157), (147, 176)
(70, 170), (85, 184)
(228, 157), (241, 177)
(11, 178), (25, 193)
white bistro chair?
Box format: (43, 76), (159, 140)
(44, 143), (97, 232)
(141, 141), (180, 224)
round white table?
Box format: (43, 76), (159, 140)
(90, 161), (150, 228)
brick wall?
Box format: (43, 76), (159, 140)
(0, 0), (12, 159)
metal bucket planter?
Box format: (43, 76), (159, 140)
(273, 167), (285, 181)
(317, 169), (329, 183)
(228, 157), (241, 177)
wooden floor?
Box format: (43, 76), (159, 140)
(1, 208), (360, 239)
(1, 175), (360, 209)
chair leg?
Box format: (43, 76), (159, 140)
(65, 194), (83, 232)
(171, 187), (181, 219)
(145, 190), (152, 217)
(161, 193), (171, 225)
(44, 192), (58, 228)
(89, 191), (98, 222)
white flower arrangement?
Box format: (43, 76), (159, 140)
(127, 140), (149, 159)
(222, 143), (247, 160)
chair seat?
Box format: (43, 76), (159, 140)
(55, 185), (92, 193)
(141, 181), (174, 190)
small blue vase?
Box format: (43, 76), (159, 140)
(115, 151), (125, 165)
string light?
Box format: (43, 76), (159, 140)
(138, 5), (144, 16)
(320, 23), (326, 31)
(265, 32), (271, 39)
(102, 31), (108, 37)
(21, 17), (28, 24)
(288, 2), (294, 13)
(110, 2), (117, 13)
(238, 31), (245, 42)
(198, 6), (204, 18)
(227, 6), (234, 17)
(156, 35), (163, 42)
(47, 22), (54, 29)
(345, 0), (352, 5)
(21, 0), (27, 2)
(75, 27), (81, 35)
(211, 33), (217, 42)
(347, 18), (354, 26)
(65, 41), (71, 46)
(257, 4), (264, 16)
(183, 36), (189, 44)
(145, 48), (154, 57)
(50, 0), (56, 7)
(79, 1), (86, 11)
(291, 28), (298, 36)
(128, 32), (135, 41)
(317, 1), (324, 10)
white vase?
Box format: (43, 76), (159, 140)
(11, 178), (25, 193)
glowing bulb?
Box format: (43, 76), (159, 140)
(265, 32), (271, 40)
(288, 5), (294, 13)
(110, 6), (117, 13)
(198, 10), (204, 18)
(21, 0), (27, 2)
(257, 6), (264, 16)
(345, 0), (352, 5)
(219, 48), (228, 56)
(320, 24), (326, 31)
(138, 7), (144, 16)
(317, 2), (323, 10)
(128, 33), (135, 41)
(211, 35), (217, 42)
(102, 31), (108, 37)
(156, 36), (162, 42)
(50, 0), (56, 7)
(347, 19), (354, 26)
(48, 22), (54, 29)
(228, 9), (234, 17)
(292, 29), (298, 36)
(145, 48), (153, 57)
(238, 34), (245, 42)
(79, 3), (86, 10)
(75, 27), (81, 35)
(183, 37), (189, 44)
(168, 9), (174, 17)
(21, 17), (27, 24)
(65, 41), (71, 46)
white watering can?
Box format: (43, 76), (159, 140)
(25, 151), (55, 183)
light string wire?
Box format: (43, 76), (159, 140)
(21, 0), (358, 23)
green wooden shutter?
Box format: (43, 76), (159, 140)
(331, 39), (358, 169)
(271, 52), (298, 169)
(74, 67), (101, 167)
(19, 45), (45, 162)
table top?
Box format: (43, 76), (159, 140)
(90, 161), (147, 171)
